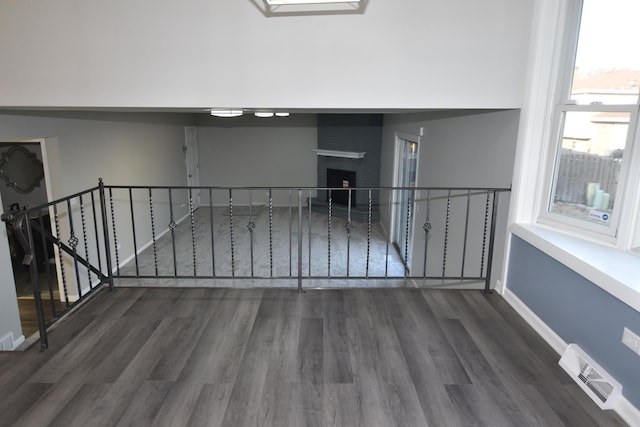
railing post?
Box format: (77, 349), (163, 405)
(22, 215), (49, 350)
(297, 189), (304, 293)
(98, 179), (115, 292)
(484, 190), (500, 294)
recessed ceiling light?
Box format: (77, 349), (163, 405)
(211, 109), (243, 118)
(275, 112), (290, 117)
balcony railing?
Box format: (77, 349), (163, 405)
(2, 180), (510, 349)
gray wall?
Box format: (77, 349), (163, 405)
(507, 236), (640, 408)
(196, 114), (317, 206)
(380, 110), (519, 287)
(0, 191), (22, 347)
(0, 111), (192, 340)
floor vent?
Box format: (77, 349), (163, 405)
(559, 344), (622, 409)
(0, 333), (13, 351)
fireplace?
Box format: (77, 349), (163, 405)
(310, 114), (383, 223)
(326, 168), (356, 207)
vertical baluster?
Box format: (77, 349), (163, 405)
(327, 189), (332, 277)
(269, 189), (274, 278)
(308, 190), (312, 277)
(149, 188), (158, 276)
(229, 189), (235, 277)
(480, 190), (490, 278)
(98, 179), (114, 291)
(385, 190), (390, 278)
(461, 189), (471, 279)
(109, 188), (120, 276)
(189, 188), (197, 277)
(484, 191), (500, 293)
(366, 189), (372, 278)
(248, 190), (255, 277)
(209, 188), (216, 277)
(422, 190), (431, 278)
(404, 190), (412, 278)
(297, 189), (303, 293)
(346, 188), (352, 277)
(168, 188), (178, 277)
(67, 198), (82, 298)
(129, 188), (139, 275)
(53, 204), (70, 307)
(288, 190), (292, 277)
(38, 212), (56, 318)
(90, 191), (103, 274)
(24, 216), (48, 349)
(79, 194), (92, 289)
(442, 189), (451, 278)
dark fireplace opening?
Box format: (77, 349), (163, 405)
(326, 168), (356, 207)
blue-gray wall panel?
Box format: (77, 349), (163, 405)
(507, 235), (640, 408)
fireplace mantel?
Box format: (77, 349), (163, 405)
(313, 149), (366, 159)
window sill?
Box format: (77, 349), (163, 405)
(510, 223), (640, 313)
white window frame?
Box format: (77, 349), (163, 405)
(537, 0), (640, 251)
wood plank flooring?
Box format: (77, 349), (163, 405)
(0, 287), (628, 427)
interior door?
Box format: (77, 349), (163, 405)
(184, 126), (200, 209)
(393, 135), (418, 269)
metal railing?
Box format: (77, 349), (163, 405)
(1, 181), (114, 349)
(2, 180), (510, 348)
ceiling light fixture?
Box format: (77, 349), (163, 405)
(255, 111), (275, 118)
(275, 112), (290, 117)
(211, 109), (243, 118)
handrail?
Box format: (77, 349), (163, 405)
(2, 179), (510, 349)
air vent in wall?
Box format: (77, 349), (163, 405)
(559, 344), (622, 409)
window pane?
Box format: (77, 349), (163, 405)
(570, 0), (640, 105)
(550, 111), (630, 226)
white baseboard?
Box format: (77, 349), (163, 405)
(1, 332), (25, 351)
(503, 287), (640, 426)
(503, 288), (568, 354)
(115, 211), (191, 272)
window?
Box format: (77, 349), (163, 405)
(543, 0), (640, 246)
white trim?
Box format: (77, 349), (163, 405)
(312, 149), (365, 159)
(11, 333), (25, 350)
(503, 287), (568, 354)
(115, 211), (191, 272)
(503, 287), (640, 426)
(617, 398), (640, 427)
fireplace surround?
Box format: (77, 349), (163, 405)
(310, 114), (382, 223)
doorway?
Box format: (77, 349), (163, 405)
(0, 140), (59, 339)
(392, 134), (419, 270)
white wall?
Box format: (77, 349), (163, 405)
(0, 0), (532, 110)
(0, 192), (23, 349)
(381, 110), (520, 287)
(196, 114), (317, 206)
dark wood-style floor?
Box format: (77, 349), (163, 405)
(0, 287), (627, 427)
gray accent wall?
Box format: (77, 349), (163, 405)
(507, 235), (640, 408)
